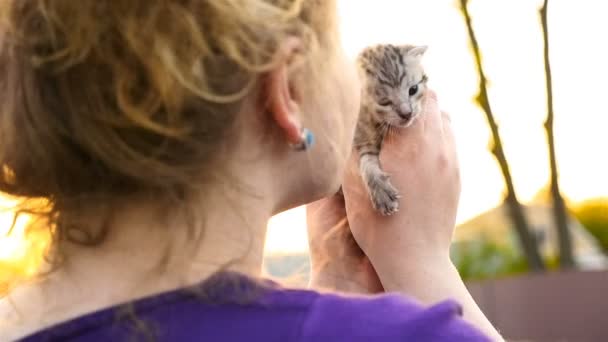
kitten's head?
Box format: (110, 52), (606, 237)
(357, 44), (428, 127)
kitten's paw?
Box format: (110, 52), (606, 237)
(370, 178), (400, 216)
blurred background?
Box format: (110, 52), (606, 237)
(2, 0), (608, 340)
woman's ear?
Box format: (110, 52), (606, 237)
(265, 37), (304, 145)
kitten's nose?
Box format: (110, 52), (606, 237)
(398, 104), (412, 120)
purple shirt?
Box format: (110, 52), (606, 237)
(20, 272), (490, 341)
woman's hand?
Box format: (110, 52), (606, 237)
(342, 90), (460, 286)
(306, 90), (458, 294)
(306, 193), (383, 294)
(341, 90), (502, 340)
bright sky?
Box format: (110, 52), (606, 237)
(266, 0), (608, 254)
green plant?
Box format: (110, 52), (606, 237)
(573, 198), (608, 252)
(450, 234), (529, 281)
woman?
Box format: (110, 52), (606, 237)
(0, 0), (502, 340)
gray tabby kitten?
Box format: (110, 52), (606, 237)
(354, 44), (428, 215)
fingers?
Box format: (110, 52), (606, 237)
(441, 110), (451, 124)
(440, 110), (454, 140)
(420, 89), (444, 137)
(341, 151), (371, 213)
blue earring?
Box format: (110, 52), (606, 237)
(292, 128), (314, 151)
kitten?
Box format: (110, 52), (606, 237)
(354, 44), (428, 215)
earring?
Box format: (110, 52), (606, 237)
(291, 128), (315, 151)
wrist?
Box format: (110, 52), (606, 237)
(309, 259), (383, 294)
(373, 253), (456, 294)
(309, 272), (372, 294)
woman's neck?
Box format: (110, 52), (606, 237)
(0, 179), (275, 340)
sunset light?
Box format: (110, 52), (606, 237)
(0, 198), (50, 294)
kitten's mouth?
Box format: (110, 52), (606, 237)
(397, 113), (419, 127)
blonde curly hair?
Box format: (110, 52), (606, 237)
(0, 0), (337, 261)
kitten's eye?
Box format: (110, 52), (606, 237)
(378, 99), (392, 107)
(408, 84), (419, 96)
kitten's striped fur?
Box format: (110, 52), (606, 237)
(354, 44), (428, 215)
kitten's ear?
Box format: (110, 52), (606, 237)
(407, 45), (428, 58)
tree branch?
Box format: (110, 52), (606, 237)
(459, 0), (545, 271)
(540, 0), (575, 268)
